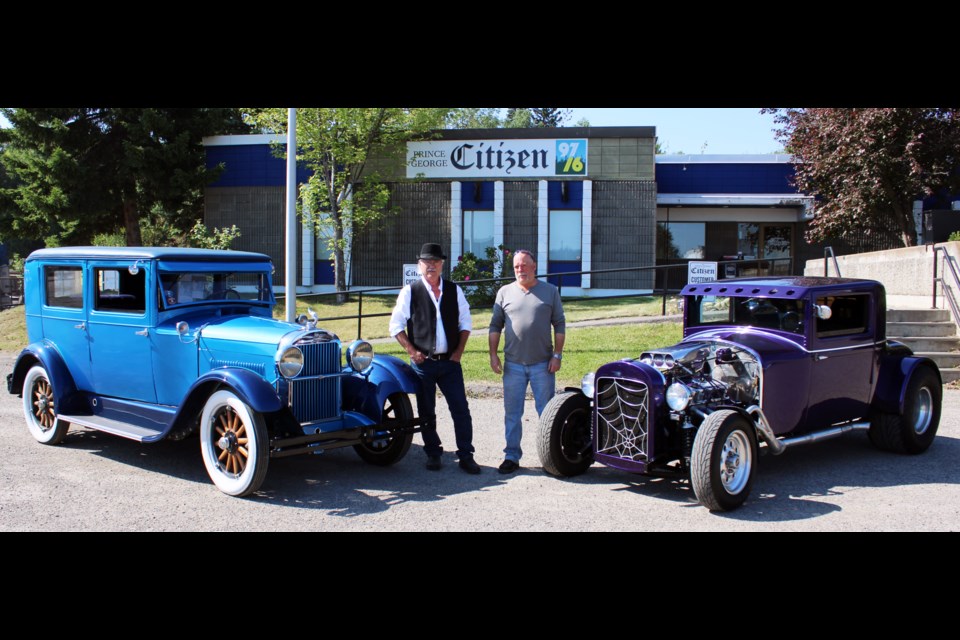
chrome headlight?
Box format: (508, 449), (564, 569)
(277, 346), (304, 378)
(666, 382), (692, 411)
(581, 372), (595, 398)
(347, 340), (374, 373)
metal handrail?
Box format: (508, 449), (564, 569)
(932, 244), (960, 324)
(279, 257), (794, 339)
(823, 246), (841, 277)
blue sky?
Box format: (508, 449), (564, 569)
(1, 108), (784, 155)
(566, 108), (782, 155)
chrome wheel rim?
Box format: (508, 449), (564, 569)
(719, 431), (752, 495)
(912, 387), (933, 435)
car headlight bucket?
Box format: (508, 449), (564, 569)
(277, 346), (304, 378)
(581, 372), (595, 398)
(347, 340), (375, 373)
(666, 382), (692, 411)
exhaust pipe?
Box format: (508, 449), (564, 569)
(745, 406), (870, 455)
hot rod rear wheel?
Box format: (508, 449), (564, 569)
(538, 391), (594, 477)
(200, 390), (268, 497)
(691, 410), (757, 512)
(353, 392), (414, 466)
(869, 367), (941, 455)
(22, 365), (69, 445)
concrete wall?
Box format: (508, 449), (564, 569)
(803, 243), (959, 309)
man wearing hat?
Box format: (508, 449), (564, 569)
(388, 243), (480, 474)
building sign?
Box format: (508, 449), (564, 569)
(687, 261), (718, 284)
(407, 139), (588, 179)
(403, 264), (420, 287)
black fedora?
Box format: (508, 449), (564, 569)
(418, 243), (446, 260)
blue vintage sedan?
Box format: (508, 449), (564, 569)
(7, 247), (422, 496)
(538, 276), (943, 511)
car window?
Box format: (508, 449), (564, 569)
(816, 295), (869, 337)
(95, 268), (146, 314)
(159, 271), (271, 309)
(691, 295), (805, 334)
(44, 266), (83, 309)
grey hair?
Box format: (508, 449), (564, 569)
(513, 249), (536, 263)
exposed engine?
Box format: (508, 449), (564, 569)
(638, 340), (762, 417)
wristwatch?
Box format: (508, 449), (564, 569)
(552, 352), (562, 360)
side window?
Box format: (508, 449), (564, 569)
(816, 295), (869, 337)
(95, 268), (146, 313)
(44, 266), (83, 309)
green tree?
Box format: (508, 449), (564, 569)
(506, 108), (571, 128)
(766, 108), (960, 247)
(0, 108), (249, 247)
(245, 108), (450, 294)
(445, 108), (505, 129)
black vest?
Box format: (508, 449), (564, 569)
(407, 278), (461, 356)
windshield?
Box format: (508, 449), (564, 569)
(159, 271), (273, 309)
(690, 295), (805, 334)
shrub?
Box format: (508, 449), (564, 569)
(451, 244), (513, 307)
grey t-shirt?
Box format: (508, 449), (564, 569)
(489, 280), (566, 365)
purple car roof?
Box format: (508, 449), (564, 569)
(681, 276), (882, 300)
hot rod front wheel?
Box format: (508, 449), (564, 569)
(199, 390), (268, 497)
(538, 391), (594, 477)
(353, 392), (414, 466)
(22, 365), (69, 445)
(691, 410), (757, 512)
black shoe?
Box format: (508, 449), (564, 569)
(426, 455), (442, 471)
(498, 459), (520, 474)
(458, 457), (481, 474)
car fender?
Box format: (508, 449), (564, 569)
(872, 355), (941, 415)
(341, 354), (420, 423)
(171, 367), (285, 433)
(8, 341), (85, 413)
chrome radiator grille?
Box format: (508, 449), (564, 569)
(290, 340), (341, 424)
(595, 377), (649, 462)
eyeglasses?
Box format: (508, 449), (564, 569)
(419, 258), (442, 265)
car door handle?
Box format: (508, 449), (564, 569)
(74, 323), (85, 330)
(815, 354), (829, 361)
(134, 329), (149, 336)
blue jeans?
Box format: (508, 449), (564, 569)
(411, 358), (475, 460)
(502, 360), (555, 463)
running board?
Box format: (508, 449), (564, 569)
(58, 414), (164, 442)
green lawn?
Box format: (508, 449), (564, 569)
(1, 294), (683, 387)
(276, 292), (680, 341)
(375, 322), (683, 387)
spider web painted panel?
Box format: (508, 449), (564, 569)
(596, 378), (649, 461)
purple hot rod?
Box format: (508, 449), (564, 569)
(538, 277), (943, 511)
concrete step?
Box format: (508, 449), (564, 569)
(915, 351), (960, 368)
(886, 321), (958, 337)
(887, 308), (951, 323)
(888, 335), (960, 353)
(939, 368), (960, 383)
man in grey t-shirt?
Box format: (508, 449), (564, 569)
(489, 249), (565, 474)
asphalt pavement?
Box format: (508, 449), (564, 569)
(3, 348), (960, 531)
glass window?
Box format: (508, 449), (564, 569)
(159, 271), (272, 309)
(95, 268), (146, 313)
(549, 210), (581, 260)
(44, 266), (83, 309)
(463, 210), (494, 256)
(816, 295), (869, 337)
(657, 222), (705, 259)
(690, 296), (806, 334)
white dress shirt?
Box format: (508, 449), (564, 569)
(389, 276), (472, 354)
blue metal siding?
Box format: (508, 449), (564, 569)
(547, 181), (583, 209)
(656, 163), (797, 194)
(460, 181), (495, 210)
(206, 144), (312, 187)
